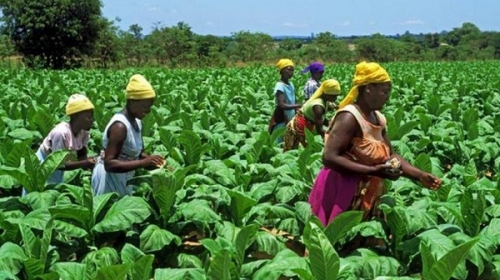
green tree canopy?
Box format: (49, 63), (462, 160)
(0, 0), (104, 69)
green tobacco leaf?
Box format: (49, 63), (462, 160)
(304, 221), (340, 280)
(154, 268), (206, 280)
(345, 249), (401, 279)
(207, 249), (233, 280)
(413, 153), (432, 174)
(51, 262), (87, 280)
(177, 254), (203, 269)
(397, 120), (419, 140)
(234, 224), (258, 268)
(480, 218), (500, 246)
(130, 255), (154, 280)
(95, 264), (130, 280)
(324, 210), (364, 247)
(460, 189), (485, 236)
(23, 258), (45, 280)
(0, 242), (27, 275)
(151, 169), (184, 224)
(91, 193), (115, 227)
(37, 150), (70, 189)
(93, 196), (151, 233)
(140, 224), (181, 253)
(120, 243), (145, 264)
(178, 130), (205, 165)
(421, 237), (479, 280)
(449, 232), (496, 276)
(83, 247), (120, 279)
(177, 200), (221, 224)
(227, 190), (257, 226)
(253, 249), (309, 279)
(464, 159), (478, 187)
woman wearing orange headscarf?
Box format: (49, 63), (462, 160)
(309, 62), (442, 230)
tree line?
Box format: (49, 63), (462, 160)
(1, 0), (499, 69)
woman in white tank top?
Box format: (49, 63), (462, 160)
(91, 74), (164, 196)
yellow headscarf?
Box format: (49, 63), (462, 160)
(126, 74), (156, 100)
(276, 58), (294, 71)
(306, 79), (341, 106)
(66, 94), (94, 116)
(337, 61), (391, 109)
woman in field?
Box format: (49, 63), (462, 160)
(309, 61), (442, 229)
(23, 94), (96, 195)
(268, 58), (302, 144)
(91, 74), (164, 196)
(302, 61), (325, 102)
(283, 79), (341, 152)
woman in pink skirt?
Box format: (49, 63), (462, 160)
(309, 61), (442, 228)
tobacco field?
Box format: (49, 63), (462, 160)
(0, 61), (499, 279)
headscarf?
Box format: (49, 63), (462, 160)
(301, 62), (325, 74)
(126, 74), (156, 100)
(303, 79), (341, 107)
(65, 94), (94, 116)
(337, 61), (391, 110)
(276, 58), (294, 71)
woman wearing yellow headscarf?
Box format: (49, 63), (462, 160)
(268, 58), (302, 144)
(22, 94), (96, 196)
(283, 79), (341, 152)
(92, 74), (165, 197)
(309, 61), (442, 248)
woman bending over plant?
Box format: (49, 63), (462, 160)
(283, 79), (341, 152)
(309, 61), (442, 229)
(22, 94), (96, 195)
(91, 74), (164, 197)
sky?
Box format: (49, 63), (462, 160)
(102, 0), (500, 37)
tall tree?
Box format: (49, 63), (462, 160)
(0, 0), (104, 69)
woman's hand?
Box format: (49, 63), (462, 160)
(85, 157), (96, 169)
(141, 155), (165, 170)
(419, 172), (442, 190)
(372, 163), (403, 180)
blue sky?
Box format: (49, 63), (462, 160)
(102, 0), (499, 36)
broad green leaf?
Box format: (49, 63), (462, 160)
(177, 254), (203, 269)
(51, 262), (86, 280)
(140, 224), (182, 253)
(227, 190), (257, 226)
(234, 224), (258, 268)
(207, 249), (233, 280)
(253, 249), (309, 279)
(93, 196), (151, 233)
(304, 222), (340, 280)
(95, 264), (130, 280)
(153, 268), (206, 280)
(421, 237), (479, 280)
(460, 189), (485, 236)
(324, 210), (364, 247)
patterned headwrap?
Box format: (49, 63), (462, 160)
(337, 62), (391, 109)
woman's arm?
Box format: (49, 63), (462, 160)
(103, 122), (150, 173)
(382, 128), (441, 189)
(312, 105), (326, 136)
(59, 147), (94, 170)
(323, 112), (388, 174)
(277, 91), (301, 110)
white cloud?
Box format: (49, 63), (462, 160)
(340, 21), (351, 26)
(401, 19), (424, 25)
(369, 21), (376, 25)
(282, 22), (308, 28)
(206, 21), (213, 26)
